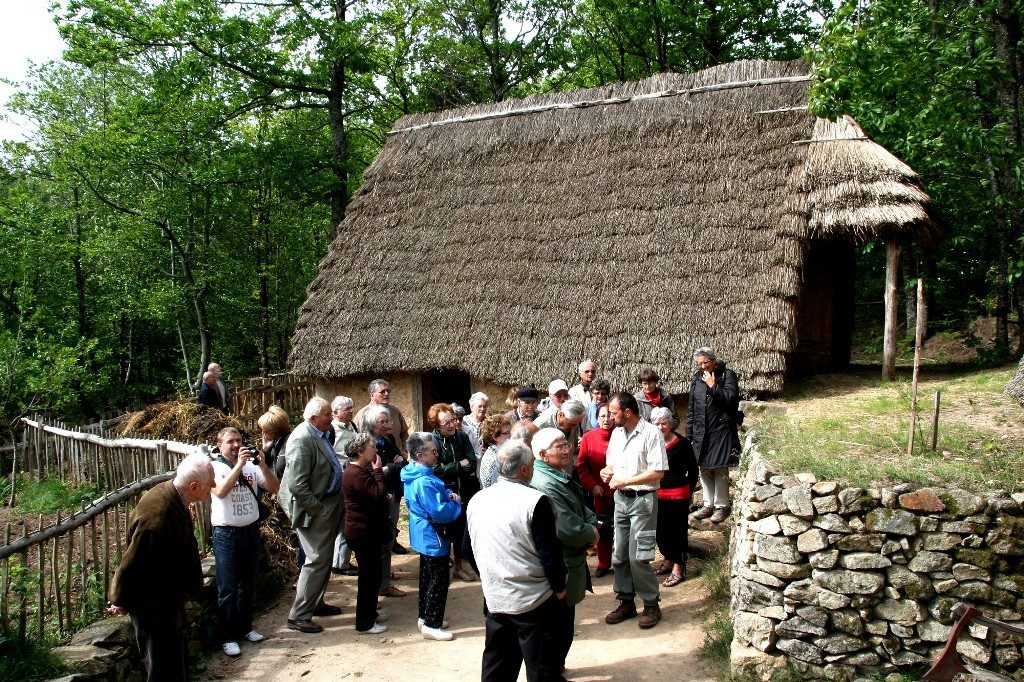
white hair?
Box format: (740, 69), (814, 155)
(693, 347), (718, 362)
(650, 407), (675, 425)
(331, 395), (353, 411)
(174, 453), (212, 487)
(303, 396), (329, 420)
(578, 359), (595, 371)
(498, 440), (534, 477)
(361, 404), (391, 433)
(532, 427), (565, 458)
(468, 392), (489, 408)
(559, 399), (586, 420)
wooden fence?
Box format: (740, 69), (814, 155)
(0, 470), (211, 645)
(229, 372), (315, 428)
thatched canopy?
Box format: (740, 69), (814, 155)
(289, 59), (933, 395)
(1008, 355), (1024, 405)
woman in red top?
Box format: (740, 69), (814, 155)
(576, 402), (615, 576)
(650, 406), (699, 587)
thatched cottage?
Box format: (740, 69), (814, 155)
(289, 59), (934, 430)
(1008, 356), (1024, 405)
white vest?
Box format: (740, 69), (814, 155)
(467, 478), (551, 615)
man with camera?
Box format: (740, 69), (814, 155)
(210, 427), (280, 656)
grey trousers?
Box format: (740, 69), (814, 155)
(289, 494), (342, 621)
(700, 468), (730, 508)
(612, 490), (660, 603)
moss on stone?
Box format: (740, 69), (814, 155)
(957, 548), (996, 569)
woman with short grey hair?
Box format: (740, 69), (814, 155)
(650, 407), (698, 587)
(462, 393), (489, 455)
(686, 348), (741, 525)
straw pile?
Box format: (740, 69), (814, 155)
(288, 59), (934, 395)
(118, 401), (250, 443)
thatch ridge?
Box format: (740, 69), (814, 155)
(289, 59), (933, 395)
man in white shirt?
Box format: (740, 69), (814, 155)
(210, 427), (279, 656)
(568, 360), (597, 406)
(600, 392), (667, 629)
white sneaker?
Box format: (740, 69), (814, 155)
(357, 622), (388, 635)
(244, 630), (265, 643)
(418, 618), (450, 629)
(376, 609), (389, 622)
(421, 625), (454, 641)
(222, 641), (241, 656)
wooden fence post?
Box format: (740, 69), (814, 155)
(907, 279), (926, 456)
(883, 240), (901, 381)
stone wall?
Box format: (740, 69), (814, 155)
(730, 448), (1024, 680)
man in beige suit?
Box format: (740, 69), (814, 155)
(280, 397), (345, 633)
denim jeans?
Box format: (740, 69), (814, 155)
(212, 524), (260, 642)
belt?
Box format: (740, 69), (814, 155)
(617, 489), (653, 498)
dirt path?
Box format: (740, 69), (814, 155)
(204, 548), (717, 681)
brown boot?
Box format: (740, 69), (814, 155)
(709, 506), (732, 524)
(605, 599), (637, 625)
(638, 601), (662, 629)
(690, 506), (714, 520)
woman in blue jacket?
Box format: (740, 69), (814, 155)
(402, 432), (462, 641)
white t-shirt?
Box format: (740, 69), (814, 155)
(211, 459), (267, 527)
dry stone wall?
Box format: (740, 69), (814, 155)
(730, 448), (1024, 681)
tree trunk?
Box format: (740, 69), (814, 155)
(883, 240), (901, 380)
(902, 245), (916, 335)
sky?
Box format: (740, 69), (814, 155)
(1, 2), (68, 141)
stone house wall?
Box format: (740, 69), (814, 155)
(730, 447), (1024, 680)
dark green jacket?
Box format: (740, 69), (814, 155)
(531, 459), (597, 605)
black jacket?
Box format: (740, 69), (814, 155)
(685, 363), (741, 469)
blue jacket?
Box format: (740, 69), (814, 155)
(402, 462), (462, 557)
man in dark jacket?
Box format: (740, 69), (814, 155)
(686, 347), (741, 524)
(107, 453), (215, 682)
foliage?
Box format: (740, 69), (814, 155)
(13, 476), (103, 514)
(0, 634), (68, 682)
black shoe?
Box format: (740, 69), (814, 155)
(595, 568), (611, 578)
(331, 566), (359, 576)
(287, 618), (323, 633)
(313, 603), (342, 616)
(392, 542), (409, 555)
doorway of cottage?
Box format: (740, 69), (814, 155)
(420, 369), (472, 426)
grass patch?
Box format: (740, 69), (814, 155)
(755, 366), (1024, 492)
(0, 634), (69, 681)
(698, 553), (733, 680)
(13, 476), (102, 514)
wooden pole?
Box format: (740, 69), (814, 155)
(907, 279), (926, 456)
(930, 390), (942, 451)
(883, 241), (901, 381)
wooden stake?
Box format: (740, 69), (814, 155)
(930, 390), (942, 451)
(883, 241), (901, 381)
(907, 279), (926, 456)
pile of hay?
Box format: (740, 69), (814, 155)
(118, 401), (251, 443)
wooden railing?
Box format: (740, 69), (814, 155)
(0, 470), (211, 645)
(229, 372), (315, 428)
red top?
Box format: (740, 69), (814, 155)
(643, 390), (662, 407)
(576, 427), (612, 492)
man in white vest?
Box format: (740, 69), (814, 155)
(466, 440), (568, 681)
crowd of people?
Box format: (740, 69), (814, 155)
(109, 349), (743, 681)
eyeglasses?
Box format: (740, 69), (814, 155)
(440, 418), (459, 427)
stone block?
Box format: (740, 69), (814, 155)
(917, 619), (952, 642)
(742, 567), (787, 588)
(734, 611), (778, 652)
(865, 620), (889, 635)
(844, 651), (881, 666)
(812, 481), (838, 496)
(750, 515), (782, 535)
(875, 599), (926, 625)
(754, 534), (802, 564)
(993, 574), (1022, 594)
(776, 638), (824, 664)
(776, 615), (828, 638)
(830, 609), (864, 636)
(835, 533), (886, 552)
(796, 605), (828, 627)
(995, 645), (1022, 668)
(731, 640), (786, 680)
(934, 579), (958, 594)
(950, 581), (992, 602)
(796, 472), (818, 484)
(751, 456), (778, 485)
(796, 528), (828, 554)
(920, 532), (962, 551)
(840, 553), (892, 570)
(814, 634), (869, 655)
(938, 489), (985, 517)
(956, 636), (991, 665)
(814, 513), (852, 533)
(775, 515), (810, 538)
(67, 616), (134, 648)
(761, 495), (791, 515)
(809, 550), (839, 569)
(752, 483), (782, 502)
(952, 563), (989, 582)
(783, 484), (815, 519)
(929, 597), (958, 624)
(756, 557), (810, 580)
(738, 579), (785, 607)
(813, 569), (884, 595)
(837, 487), (868, 514)
(942, 516), (988, 534)
(898, 489), (946, 513)
(957, 547), (996, 569)
(51, 645), (120, 676)
(813, 495), (839, 514)
(890, 623), (913, 638)
(907, 550), (953, 573)
(865, 509), (919, 536)
(987, 518), (1024, 556)
(891, 650), (928, 666)
(919, 516), (940, 531)
(758, 605), (788, 620)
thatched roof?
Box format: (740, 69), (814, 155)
(289, 59), (933, 395)
(1007, 355), (1024, 405)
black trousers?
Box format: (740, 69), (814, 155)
(481, 595), (567, 682)
(131, 604), (188, 682)
(418, 554), (451, 628)
(349, 536), (384, 631)
(656, 497), (691, 566)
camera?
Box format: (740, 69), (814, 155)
(241, 443), (261, 466)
